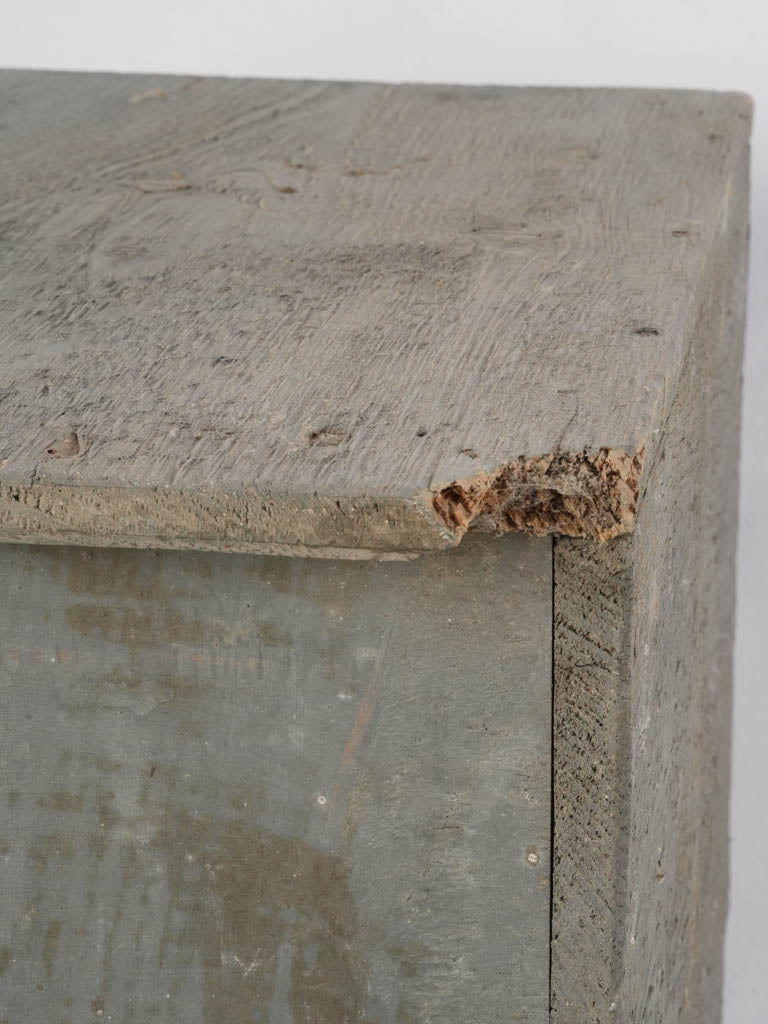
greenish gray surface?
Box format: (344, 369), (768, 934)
(0, 531), (552, 1024)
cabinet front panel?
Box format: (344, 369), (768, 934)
(0, 532), (552, 1023)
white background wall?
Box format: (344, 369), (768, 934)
(2, 3), (765, 1019)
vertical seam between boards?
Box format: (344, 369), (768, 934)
(548, 535), (556, 1021)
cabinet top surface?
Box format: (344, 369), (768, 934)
(0, 71), (751, 556)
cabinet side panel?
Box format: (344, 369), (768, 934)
(552, 132), (749, 1023)
(616, 144), (748, 1024)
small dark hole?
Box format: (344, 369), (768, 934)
(633, 327), (659, 336)
(276, 185), (297, 194)
(416, 429), (427, 438)
(671, 229), (688, 237)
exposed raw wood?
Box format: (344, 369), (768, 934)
(0, 71), (752, 554)
(431, 446), (645, 543)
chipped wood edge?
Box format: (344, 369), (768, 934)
(0, 444), (646, 556)
(426, 445), (646, 545)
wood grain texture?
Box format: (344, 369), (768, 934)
(0, 71), (751, 554)
(551, 536), (632, 1022)
(551, 129), (749, 1023)
(0, 531), (552, 1024)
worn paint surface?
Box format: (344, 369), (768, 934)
(0, 531), (551, 1023)
(0, 73), (751, 555)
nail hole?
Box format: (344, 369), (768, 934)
(308, 425), (350, 447)
(45, 431), (80, 457)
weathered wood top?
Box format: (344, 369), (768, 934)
(0, 71), (751, 556)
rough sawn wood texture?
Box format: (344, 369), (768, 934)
(0, 72), (752, 1024)
(551, 122), (749, 1023)
(0, 72), (751, 554)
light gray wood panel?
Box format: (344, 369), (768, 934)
(0, 72), (752, 553)
(0, 531), (552, 1024)
(551, 128), (749, 1023)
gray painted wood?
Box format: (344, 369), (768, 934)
(0, 531), (552, 1024)
(0, 70), (752, 1024)
(551, 537), (633, 1021)
(0, 71), (752, 554)
(551, 130), (749, 1023)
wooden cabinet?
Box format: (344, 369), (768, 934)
(0, 71), (750, 1023)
